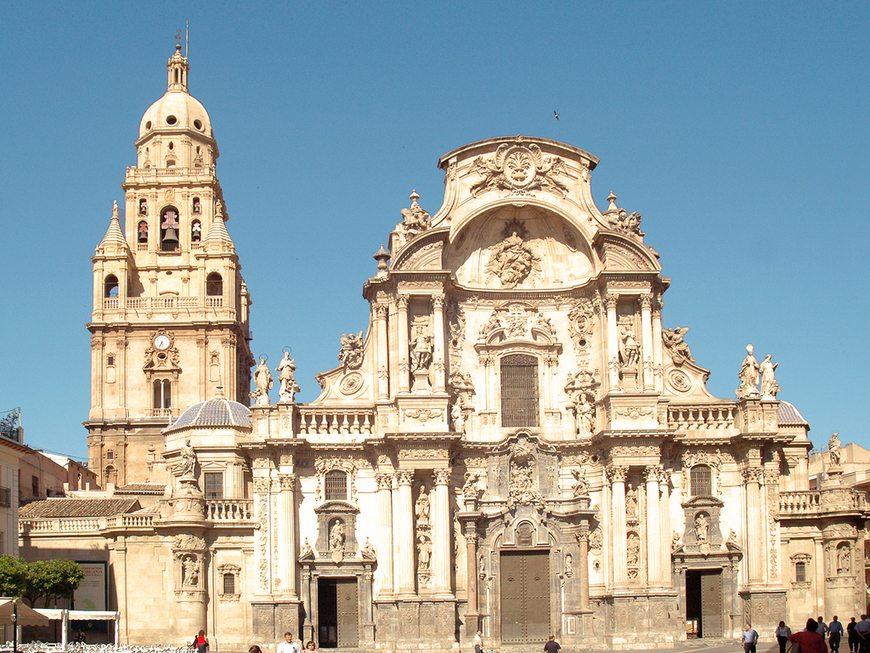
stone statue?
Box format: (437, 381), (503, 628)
(759, 354), (780, 400)
(361, 537), (376, 560)
(728, 529), (738, 545)
(478, 553), (486, 579)
(695, 513), (709, 542)
(736, 344), (760, 399)
(564, 553), (574, 578)
(462, 471), (479, 499)
(329, 521), (345, 553)
(837, 545), (851, 574)
(484, 231), (541, 288)
(251, 358), (273, 405)
(396, 190), (432, 245)
(176, 438), (197, 478)
(415, 485), (431, 522)
(672, 531), (682, 550)
(339, 331), (364, 370)
(620, 329), (640, 367)
(410, 324), (433, 371)
(182, 555), (199, 587)
(417, 533), (432, 569)
(299, 538), (314, 561)
(571, 468), (590, 497)
(662, 326), (695, 365)
(451, 401), (466, 434)
(625, 488), (638, 520)
(626, 533), (640, 566)
(276, 352), (300, 402)
(576, 392), (595, 437)
(829, 432), (842, 466)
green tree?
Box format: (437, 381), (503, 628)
(0, 555), (27, 597)
(22, 559), (85, 608)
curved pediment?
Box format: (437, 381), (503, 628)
(594, 233), (660, 272)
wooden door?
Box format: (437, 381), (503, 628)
(500, 551), (550, 643)
(336, 578), (358, 647)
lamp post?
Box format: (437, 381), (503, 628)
(11, 598), (18, 653)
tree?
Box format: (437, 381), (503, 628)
(23, 559), (85, 608)
(0, 555), (27, 597)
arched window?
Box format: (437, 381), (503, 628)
(153, 379), (171, 409)
(138, 220), (149, 244)
(104, 465), (117, 485)
(191, 220), (202, 242)
(138, 199), (148, 216)
(325, 470), (348, 501)
(500, 353), (539, 427)
(160, 207), (180, 251)
(207, 272), (223, 297)
(192, 197), (201, 214)
(690, 465), (712, 497)
(104, 275), (119, 298)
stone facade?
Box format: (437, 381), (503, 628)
(19, 47), (869, 651)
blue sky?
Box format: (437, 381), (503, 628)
(1, 1), (868, 461)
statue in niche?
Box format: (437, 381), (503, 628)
(417, 533), (432, 570)
(829, 432), (842, 466)
(620, 329), (640, 367)
(695, 513), (709, 542)
(662, 326), (695, 365)
(736, 344), (760, 399)
(361, 537), (376, 560)
(329, 521), (345, 553)
(485, 231), (541, 288)
(276, 351), (300, 402)
(451, 400), (466, 434)
(565, 553), (574, 577)
(478, 553), (486, 579)
(182, 555), (199, 587)
(175, 438), (197, 478)
(410, 323), (433, 371)
(625, 488), (638, 520)
(415, 485), (431, 523)
(571, 468), (590, 496)
(837, 545), (851, 575)
(759, 354), (780, 399)
(338, 331), (364, 371)
(462, 471), (480, 499)
(251, 358), (273, 405)
(576, 392), (595, 437)
(626, 533), (640, 566)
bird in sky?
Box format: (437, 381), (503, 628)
(554, 111), (560, 120)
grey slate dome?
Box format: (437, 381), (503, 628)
(777, 400), (809, 427)
(166, 391), (251, 433)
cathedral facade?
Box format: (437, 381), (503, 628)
(19, 47), (867, 651)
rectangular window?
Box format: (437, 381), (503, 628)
(0, 487), (10, 507)
(795, 562), (806, 582)
(223, 572), (235, 595)
(500, 354), (539, 428)
(204, 472), (223, 500)
(325, 471), (348, 501)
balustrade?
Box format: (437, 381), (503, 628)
(668, 404), (736, 431)
(206, 499), (253, 521)
(297, 408), (374, 436)
(778, 491), (821, 514)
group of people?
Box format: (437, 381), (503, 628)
(193, 631), (318, 653)
(744, 615), (870, 653)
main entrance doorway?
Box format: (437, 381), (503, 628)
(686, 569), (723, 638)
(317, 578), (358, 648)
(500, 551), (550, 644)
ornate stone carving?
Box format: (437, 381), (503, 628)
(447, 300), (466, 365)
(567, 299), (595, 353)
(607, 465), (628, 483)
(361, 537), (377, 560)
(398, 446), (444, 459)
(394, 189), (431, 246)
(615, 407), (653, 420)
(410, 316), (433, 372)
(602, 192), (643, 236)
(736, 343), (760, 399)
(462, 471), (480, 499)
(485, 223), (542, 287)
(339, 371), (364, 395)
(589, 527), (603, 554)
(663, 326), (695, 366)
(507, 442), (546, 510)
(571, 468), (590, 496)
(470, 139), (569, 197)
(375, 473), (393, 490)
(402, 408), (443, 423)
(829, 432), (842, 466)
(339, 332), (364, 371)
(760, 353), (781, 400)
(434, 468), (451, 485)
(299, 537), (314, 561)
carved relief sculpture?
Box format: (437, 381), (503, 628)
(571, 468), (590, 496)
(662, 326), (695, 366)
(394, 189), (431, 247)
(485, 226), (542, 288)
(507, 442), (545, 510)
(736, 344), (760, 399)
(339, 332), (364, 371)
(470, 140), (569, 197)
(462, 471), (480, 499)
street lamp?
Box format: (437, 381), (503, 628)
(11, 598), (18, 653)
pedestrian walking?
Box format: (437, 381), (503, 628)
(847, 618), (858, 653)
(830, 617), (844, 653)
(855, 616), (870, 653)
(776, 621), (792, 653)
(790, 618), (829, 653)
(543, 635), (561, 653)
(744, 624), (760, 653)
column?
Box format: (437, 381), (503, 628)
(744, 467), (764, 584)
(279, 474), (297, 597)
(433, 469), (452, 595)
(652, 296), (664, 392)
(608, 465), (628, 585)
(376, 473), (394, 594)
(605, 294), (620, 390)
(640, 294), (654, 390)
(464, 525), (479, 634)
(658, 468), (671, 585)
(644, 465), (662, 585)
(397, 295), (410, 393)
(577, 531), (590, 610)
(394, 471), (416, 596)
(375, 304), (389, 399)
(432, 294), (446, 393)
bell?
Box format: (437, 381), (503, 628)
(163, 228), (179, 242)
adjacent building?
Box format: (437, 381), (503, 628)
(19, 47), (868, 651)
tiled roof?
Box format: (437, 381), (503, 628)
(115, 483), (167, 495)
(778, 401), (809, 427)
(166, 396), (251, 432)
(19, 498), (141, 518)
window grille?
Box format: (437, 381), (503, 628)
(0, 486), (11, 508)
(500, 354), (539, 428)
(795, 561), (806, 582)
(223, 572), (235, 595)
(690, 465), (712, 497)
(324, 470), (348, 501)
(204, 472), (223, 500)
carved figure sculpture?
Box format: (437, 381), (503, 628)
(625, 488), (638, 520)
(485, 231), (541, 288)
(672, 531), (682, 550)
(663, 326), (695, 365)
(175, 438), (197, 477)
(626, 533), (640, 566)
(451, 400), (466, 434)
(361, 537), (376, 560)
(759, 354), (780, 400)
(576, 393), (595, 437)
(620, 329), (640, 367)
(571, 468), (590, 496)
(182, 555), (199, 587)
(565, 553), (574, 577)
(829, 432), (842, 466)
(415, 485), (431, 522)
(736, 344), (760, 399)
(462, 471), (479, 499)
(417, 533), (432, 570)
(338, 332), (364, 370)
(276, 352), (300, 402)
(299, 538), (314, 560)
(395, 190), (431, 245)
(695, 513), (709, 542)
(251, 358), (273, 405)
(329, 521), (345, 553)
(410, 324), (433, 371)
(837, 545), (851, 574)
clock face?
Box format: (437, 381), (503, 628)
(154, 335), (171, 350)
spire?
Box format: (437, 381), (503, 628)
(202, 200), (234, 250)
(167, 43), (190, 93)
(97, 200), (128, 253)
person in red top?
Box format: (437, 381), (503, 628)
(790, 618), (829, 653)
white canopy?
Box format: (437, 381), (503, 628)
(0, 600), (50, 627)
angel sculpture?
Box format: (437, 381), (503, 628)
(663, 326), (695, 366)
(338, 331), (364, 370)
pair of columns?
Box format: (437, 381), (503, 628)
(604, 293), (662, 391)
(252, 474), (298, 597)
(608, 465), (669, 586)
(374, 294), (446, 398)
(377, 469), (453, 597)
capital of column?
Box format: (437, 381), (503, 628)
(575, 531), (589, 543)
(434, 468), (452, 485)
(742, 467), (764, 483)
(375, 473), (394, 490)
(395, 470), (414, 486)
(639, 293), (653, 311)
(432, 294), (445, 309)
(464, 532), (479, 545)
(397, 294), (409, 310)
(374, 303), (388, 319)
(604, 293), (619, 311)
(644, 465), (663, 483)
(607, 465), (629, 483)
(278, 474), (296, 490)
(253, 477), (271, 493)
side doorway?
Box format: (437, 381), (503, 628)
(317, 578), (359, 648)
(686, 569), (723, 638)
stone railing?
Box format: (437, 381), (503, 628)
(297, 408), (375, 436)
(206, 499), (253, 522)
(668, 404), (736, 431)
(102, 297), (218, 311)
(20, 518), (102, 533)
(119, 514), (156, 528)
(778, 491), (821, 514)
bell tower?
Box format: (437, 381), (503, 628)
(86, 45), (254, 486)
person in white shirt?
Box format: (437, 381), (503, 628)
(277, 633), (301, 653)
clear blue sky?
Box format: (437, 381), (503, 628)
(1, 1), (868, 462)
